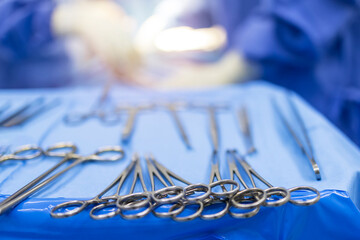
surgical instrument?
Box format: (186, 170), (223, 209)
(162, 102), (192, 149)
(230, 150), (320, 207)
(200, 152), (239, 220)
(237, 106), (256, 154)
(190, 104), (229, 153)
(273, 95), (321, 180)
(0, 144), (125, 215)
(0, 144), (43, 164)
(112, 154), (152, 220)
(229, 150), (289, 209)
(63, 82), (119, 125)
(51, 154), (138, 219)
(118, 104), (154, 143)
(0, 97), (44, 127)
(146, 155), (210, 221)
(148, 155), (210, 205)
(2, 98), (61, 128)
(0, 143), (77, 207)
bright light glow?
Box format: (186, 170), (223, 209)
(154, 26), (226, 52)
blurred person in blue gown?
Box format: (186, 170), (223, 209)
(0, 0), (360, 145)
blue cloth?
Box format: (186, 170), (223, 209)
(0, 82), (359, 239)
(0, 0), (72, 88)
(227, 0), (360, 145)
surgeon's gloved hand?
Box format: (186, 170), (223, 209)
(52, 0), (140, 83)
(153, 51), (257, 90)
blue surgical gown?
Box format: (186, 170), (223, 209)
(207, 0), (360, 146)
(0, 0), (360, 146)
(0, 0), (72, 88)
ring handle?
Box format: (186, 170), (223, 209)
(119, 202), (152, 220)
(45, 143), (78, 157)
(92, 146), (125, 162)
(209, 179), (239, 198)
(151, 186), (184, 204)
(200, 198), (229, 220)
(228, 205), (260, 219)
(171, 200), (204, 222)
(117, 192), (152, 210)
(231, 188), (266, 209)
(183, 184), (211, 202)
(51, 200), (88, 218)
(90, 202), (120, 220)
(264, 187), (290, 207)
(288, 186), (320, 206)
(11, 145), (43, 160)
(152, 201), (185, 218)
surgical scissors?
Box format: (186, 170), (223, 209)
(273, 95), (321, 180)
(94, 154), (152, 220)
(63, 82), (120, 125)
(0, 143), (125, 215)
(118, 104), (154, 143)
(237, 106), (256, 155)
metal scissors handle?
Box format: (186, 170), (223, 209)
(225, 151), (264, 218)
(0, 145), (43, 163)
(231, 150), (319, 207)
(0, 145), (124, 215)
(114, 154), (152, 220)
(200, 152), (239, 220)
(0, 143), (77, 208)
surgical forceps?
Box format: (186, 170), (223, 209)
(52, 154), (149, 219)
(2, 98), (61, 127)
(200, 152), (239, 220)
(0, 143), (77, 208)
(161, 102), (192, 149)
(190, 104), (228, 153)
(230, 150), (320, 207)
(273, 95), (321, 180)
(63, 82), (119, 125)
(237, 106), (256, 155)
(0, 97), (44, 127)
(229, 150), (289, 209)
(0, 143), (125, 215)
(0, 144), (43, 164)
(146, 155), (210, 221)
(118, 104), (154, 143)
(96, 154), (152, 220)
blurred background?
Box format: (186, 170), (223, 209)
(0, 0), (359, 145)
